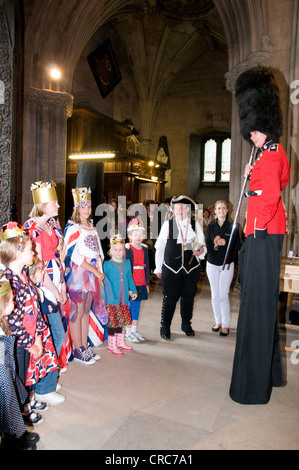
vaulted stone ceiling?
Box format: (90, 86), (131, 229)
(23, 0), (227, 94)
(111, 0), (227, 109)
(72, 0), (228, 140)
(97, 0), (228, 109)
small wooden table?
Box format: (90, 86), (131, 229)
(279, 257), (299, 353)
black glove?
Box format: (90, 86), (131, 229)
(255, 228), (268, 239)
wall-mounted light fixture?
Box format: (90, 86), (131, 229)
(69, 152), (116, 160)
(49, 68), (61, 80)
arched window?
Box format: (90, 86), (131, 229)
(201, 135), (231, 184)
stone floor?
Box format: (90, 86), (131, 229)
(32, 273), (299, 451)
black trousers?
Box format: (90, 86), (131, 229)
(229, 234), (284, 404)
(160, 265), (200, 334)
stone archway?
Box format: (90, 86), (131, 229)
(5, 0), (296, 253)
(20, 0), (271, 224)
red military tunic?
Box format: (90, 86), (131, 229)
(245, 141), (290, 237)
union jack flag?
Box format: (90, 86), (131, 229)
(23, 218), (43, 240)
(88, 309), (106, 346)
(63, 222), (80, 279)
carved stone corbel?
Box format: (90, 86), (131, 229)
(24, 88), (74, 117)
(225, 51), (271, 93)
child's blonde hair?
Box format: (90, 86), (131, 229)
(0, 235), (31, 266)
(127, 228), (145, 242)
(108, 234), (125, 258)
(28, 257), (44, 281)
(0, 270), (12, 335)
(29, 203), (47, 218)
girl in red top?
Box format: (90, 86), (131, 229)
(0, 223), (46, 425)
(23, 181), (66, 406)
(125, 218), (150, 342)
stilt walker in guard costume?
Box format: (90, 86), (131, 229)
(229, 67), (290, 404)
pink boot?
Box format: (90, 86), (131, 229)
(116, 332), (133, 351)
(107, 335), (124, 355)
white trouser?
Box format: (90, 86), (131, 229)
(206, 261), (234, 328)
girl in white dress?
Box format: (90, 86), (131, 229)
(64, 187), (106, 365)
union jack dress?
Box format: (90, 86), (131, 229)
(23, 218), (69, 368)
(64, 221), (107, 351)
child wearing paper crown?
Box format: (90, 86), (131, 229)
(26, 257), (60, 405)
(103, 234), (137, 355)
(23, 180), (67, 405)
(0, 269), (40, 450)
(63, 187), (106, 365)
(125, 217), (150, 342)
(0, 223), (48, 425)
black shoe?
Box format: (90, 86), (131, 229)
(220, 328), (229, 336)
(22, 431), (40, 444)
(1, 434), (37, 450)
(212, 325), (221, 332)
(160, 327), (171, 340)
(182, 327), (195, 336)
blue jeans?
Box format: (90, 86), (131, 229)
(34, 311), (65, 395)
(129, 300), (141, 321)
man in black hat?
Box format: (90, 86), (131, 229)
(154, 195), (206, 339)
(229, 66), (291, 405)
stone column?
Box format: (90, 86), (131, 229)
(22, 88), (73, 226)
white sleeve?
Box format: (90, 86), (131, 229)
(154, 221), (169, 274)
(195, 221), (207, 259)
(71, 241), (85, 266)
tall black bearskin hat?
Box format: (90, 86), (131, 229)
(235, 66), (283, 142)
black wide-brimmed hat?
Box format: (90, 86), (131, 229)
(235, 66), (283, 142)
(170, 195), (197, 211)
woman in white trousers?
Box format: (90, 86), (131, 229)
(205, 201), (242, 336)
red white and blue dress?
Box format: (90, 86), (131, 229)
(64, 221), (107, 346)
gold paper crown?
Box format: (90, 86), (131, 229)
(72, 187), (92, 207)
(110, 234), (125, 246)
(0, 222), (24, 242)
(0, 280), (11, 297)
(31, 181), (58, 205)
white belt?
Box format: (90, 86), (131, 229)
(244, 189), (262, 197)
(133, 266), (145, 269)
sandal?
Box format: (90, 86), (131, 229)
(30, 399), (49, 411)
(23, 410), (44, 426)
